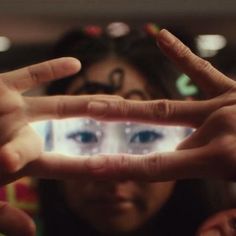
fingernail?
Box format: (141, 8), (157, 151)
(158, 29), (176, 46)
(200, 229), (221, 236)
(88, 101), (108, 117)
(61, 57), (81, 73)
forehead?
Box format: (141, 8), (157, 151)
(67, 57), (149, 99)
(86, 57), (145, 83)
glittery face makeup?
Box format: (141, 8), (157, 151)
(45, 118), (189, 156)
(51, 57), (179, 233)
(67, 58), (150, 100)
(69, 67), (149, 100)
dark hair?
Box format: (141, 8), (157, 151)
(211, 44), (236, 79)
(39, 25), (214, 235)
(46, 26), (183, 99)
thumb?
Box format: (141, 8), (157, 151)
(0, 201), (35, 236)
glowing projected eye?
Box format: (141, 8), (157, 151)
(130, 131), (163, 144)
(67, 131), (98, 144)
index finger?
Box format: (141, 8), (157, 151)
(15, 146), (217, 181)
(0, 57), (81, 93)
(26, 94), (123, 121)
(0, 144), (222, 183)
(157, 29), (235, 97)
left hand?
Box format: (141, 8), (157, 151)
(83, 29), (236, 181)
(196, 209), (236, 236)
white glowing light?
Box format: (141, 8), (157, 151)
(92, 148), (98, 153)
(142, 149), (149, 154)
(125, 127), (131, 134)
(96, 131), (102, 137)
(196, 34), (227, 58)
(0, 36), (11, 52)
(107, 22), (130, 38)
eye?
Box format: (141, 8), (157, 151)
(67, 131), (98, 144)
(130, 131), (163, 144)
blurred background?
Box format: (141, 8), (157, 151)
(1, 0), (236, 225)
(0, 0), (236, 78)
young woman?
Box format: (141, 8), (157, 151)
(38, 23), (214, 236)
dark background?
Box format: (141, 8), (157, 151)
(0, 0), (236, 90)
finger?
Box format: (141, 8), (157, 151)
(26, 94), (124, 121)
(87, 98), (225, 127)
(19, 153), (95, 180)
(157, 29), (235, 97)
(196, 209), (236, 236)
(18, 145), (217, 181)
(197, 229), (221, 236)
(176, 130), (205, 150)
(0, 127), (43, 173)
(0, 202), (35, 236)
(0, 57), (81, 93)
(177, 125), (212, 150)
(81, 145), (229, 181)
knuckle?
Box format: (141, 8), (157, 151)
(173, 40), (191, 59)
(212, 106), (236, 129)
(144, 153), (165, 180)
(56, 97), (66, 118)
(151, 99), (173, 120)
(118, 154), (133, 177)
(0, 145), (20, 173)
(118, 154), (129, 167)
(115, 100), (130, 117)
(27, 66), (41, 85)
(195, 58), (213, 74)
(110, 154), (129, 173)
(47, 61), (57, 79)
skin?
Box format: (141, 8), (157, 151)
(62, 57), (175, 234)
(196, 209), (236, 236)
(1, 29), (236, 234)
(85, 30), (236, 182)
(66, 56), (150, 99)
(0, 57), (82, 236)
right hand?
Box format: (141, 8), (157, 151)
(82, 30), (236, 182)
(0, 57), (82, 236)
(0, 58), (124, 235)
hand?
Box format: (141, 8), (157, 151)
(196, 209), (236, 236)
(0, 201), (36, 236)
(0, 56), (127, 187)
(85, 29), (236, 181)
(0, 57), (80, 235)
(0, 58), (125, 235)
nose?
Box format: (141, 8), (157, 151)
(101, 124), (127, 154)
(93, 179), (134, 192)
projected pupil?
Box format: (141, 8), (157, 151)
(68, 132), (98, 144)
(130, 131), (163, 143)
(67, 130), (162, 145)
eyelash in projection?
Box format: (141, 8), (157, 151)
(130, 130), (164, 144)
(67, 131), (98, 144)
